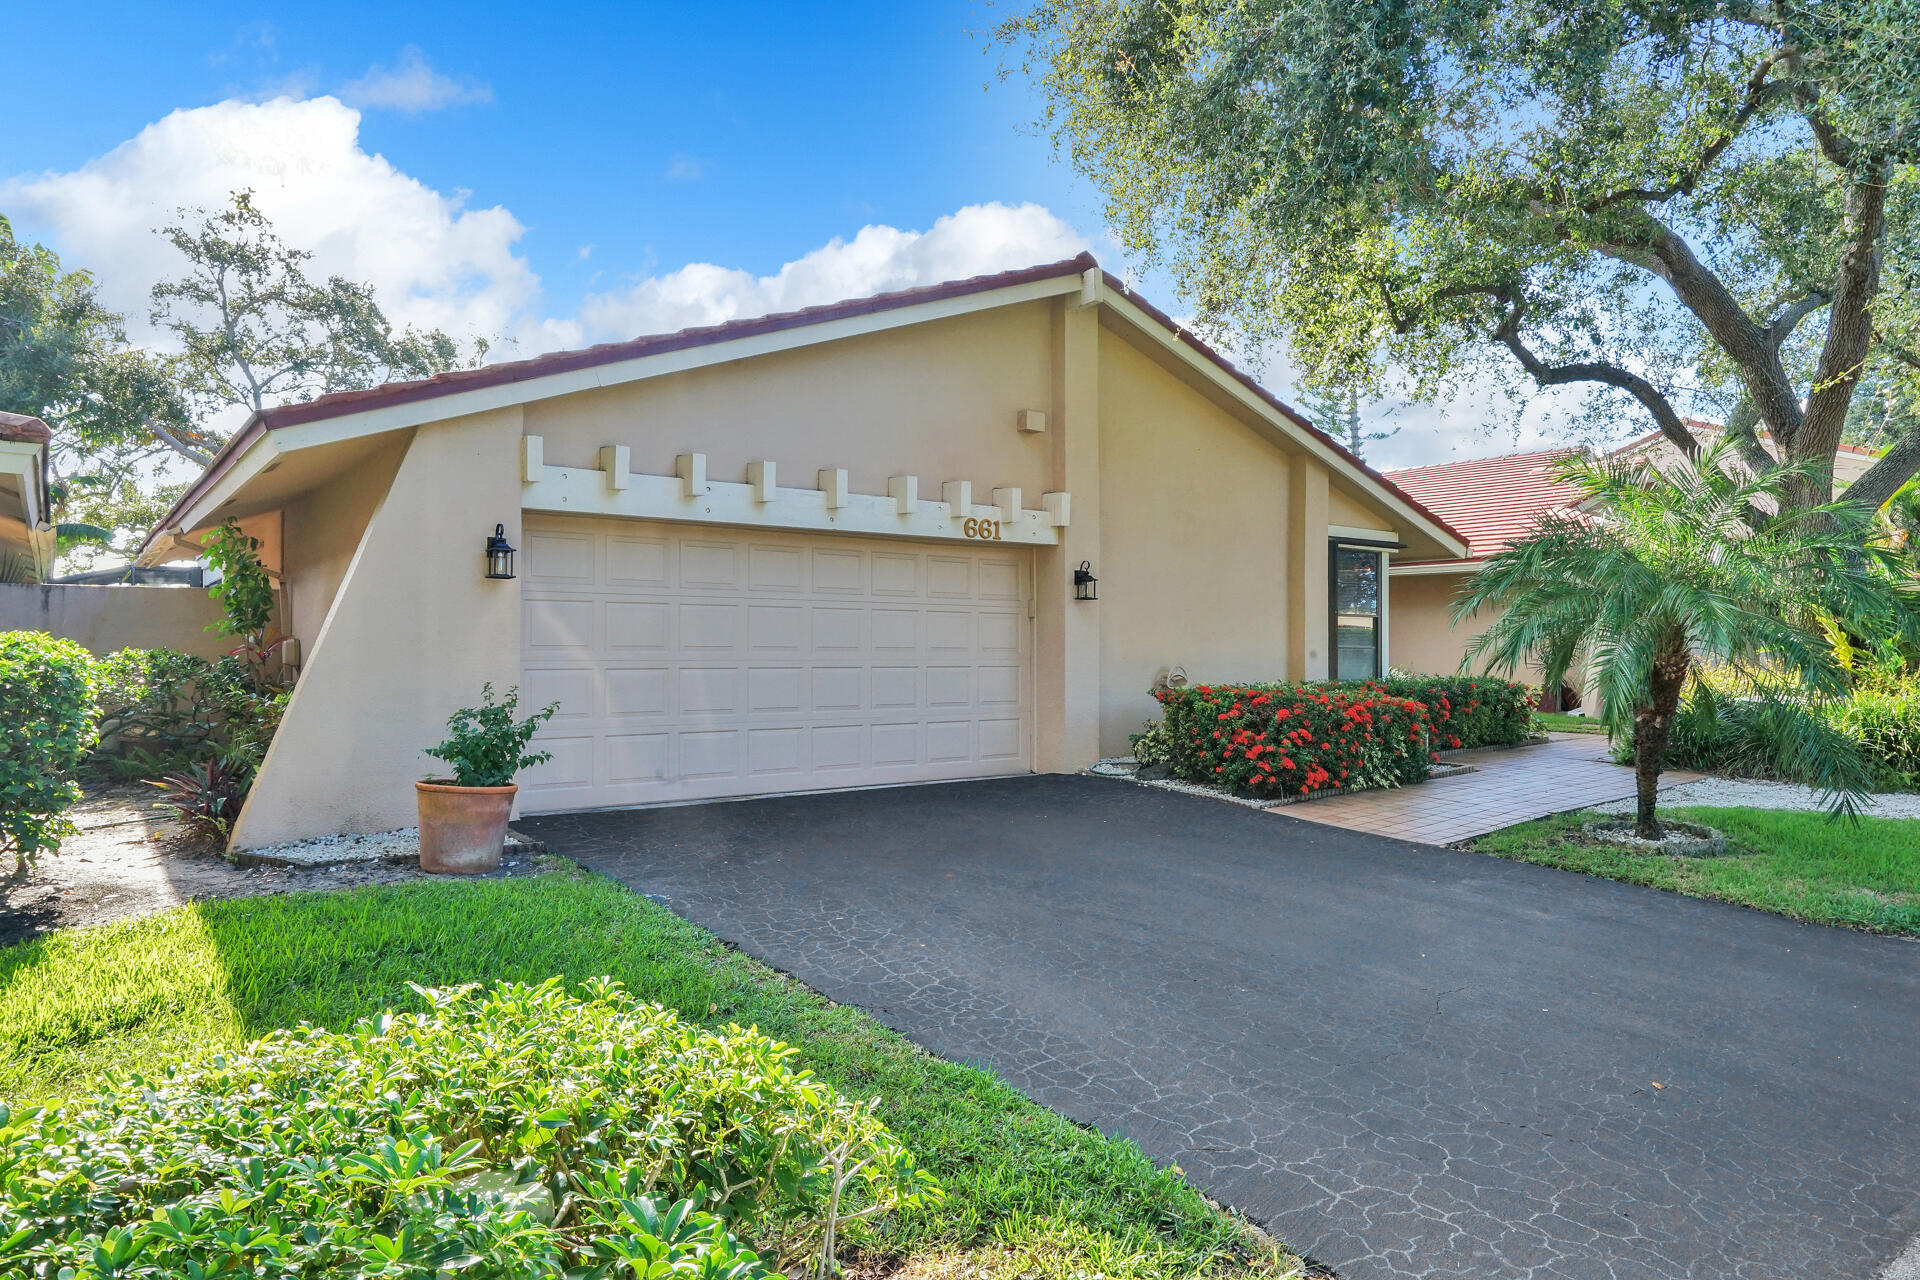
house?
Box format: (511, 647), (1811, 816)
(0, 412), (55, 581)
(135, 255), (1467, 850)
(1381, 449), (1585, 690)
(1384, 420), (1883, 692)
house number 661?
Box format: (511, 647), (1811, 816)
(961, 517), (1004, 541)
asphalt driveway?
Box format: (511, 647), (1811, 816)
(517, 775), (1920, 1280)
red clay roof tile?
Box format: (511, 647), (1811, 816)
(1385, 449), (1586, 562)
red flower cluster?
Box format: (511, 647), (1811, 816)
(1157, 682), (1437, 799)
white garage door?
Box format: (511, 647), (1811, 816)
(517, 516), (1034, 813)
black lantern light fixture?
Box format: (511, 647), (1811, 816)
(484, 524), (517, 580)
(1073, 560), (1098, 601)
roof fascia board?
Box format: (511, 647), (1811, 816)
(144, 433), (282, 559)
(1389, 559), (1480, 576)
(0, 441), (43, 527)
(1096, 290), (1469, 558)
(268, 274), (1085, 455)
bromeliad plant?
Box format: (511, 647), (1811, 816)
(0, 978), (941, 1280)
(1459, 440), (1920, 837)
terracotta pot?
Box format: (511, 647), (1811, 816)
(415, 781), (516, 874)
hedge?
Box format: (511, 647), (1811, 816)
(1154, 676), (1535, 800)
(1159, 682), (1438, 798)
(0, 978), (939, 1279)
(1367, 676), (1536, 750)
(0, 631), (98, 864)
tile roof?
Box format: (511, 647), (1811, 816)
(1385, 448), (1586, 563)
(0, 411), (52, 445)
(142, 254), (1468, 556)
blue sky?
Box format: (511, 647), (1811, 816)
(1, 2), (1569, 467)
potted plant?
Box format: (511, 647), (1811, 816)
(417, 684), (557, 874)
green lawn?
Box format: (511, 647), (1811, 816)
(1531, 712), (1608, 734)
(1475, 805), (1920, 934)
(0, 864), (1292, 1280)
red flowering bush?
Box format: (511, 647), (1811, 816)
(1362, 677), (1535, 750)
(1157, 682), (1437, 799)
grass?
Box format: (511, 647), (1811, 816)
(0, 864), (1294, 1280)
(1475, 805), (1920, 934)
(1531, 712), (1608, 734)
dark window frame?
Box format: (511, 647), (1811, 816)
(1328, 538), (1394, 681)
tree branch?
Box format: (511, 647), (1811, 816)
(146, 418), (213, 468)
(1491, 295), (1698, 457)
(1797, 170), (1890, 502)
(1579, 49), (1789, 214)
(1842, 429), (1920, 512)
(1766, 291), (1829, 350)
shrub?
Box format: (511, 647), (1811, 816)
(0, 631), (98, 865)
(1830, 687), (1920, 790)
(1158, 681), (1435, 798)
(426, 683), (559, 787)
(0, 978), (940, 1279)
(93, 647), (287, 781)
(1128, 719), (1172, 767)
(1366, 676), (1535, 750)
(201, 516), (276, 642)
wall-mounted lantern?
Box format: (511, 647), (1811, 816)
(1073, 560), (1098, 601)
(484, 524), (517, 580)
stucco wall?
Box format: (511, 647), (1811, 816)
(1095, 335), (1300, 754)
(1389, 568), (1545, 685)
(278, 434), (410, 660)
(525, 302), (1057, 503)
(0, 583), (229, 658)
(231, 409), (523, 849)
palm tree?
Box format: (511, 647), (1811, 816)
(1456, 439), (1917, 838)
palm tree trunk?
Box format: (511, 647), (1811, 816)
(1633, 648), (1691, 839)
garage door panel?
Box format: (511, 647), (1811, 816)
(812, 666), (864, 711)
(605, 667), (667, 716)
(519, 517), (1033, 813)
(749, 545), (806, 592)
(607, 601), (668, 649)
(748, 666), (806, 712)
(607, 537), (668, 585)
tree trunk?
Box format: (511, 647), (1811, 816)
(1632, 648), (1691, 839)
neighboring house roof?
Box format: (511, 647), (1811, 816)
(139, 254), (1469, 561)
(1385, 449), (1587, 567)
(0, 411), (53, 445)
(0, 411), (54, 581)
(1609, 420), (1880, 488)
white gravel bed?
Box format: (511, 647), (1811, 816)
(237, 827), (424, 867)
(1592, 777), (1920, 819)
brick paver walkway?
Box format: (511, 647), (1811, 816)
(1276, 732), (1701, 844)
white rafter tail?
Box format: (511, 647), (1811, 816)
(993, 486), (1023, 522)
(521, 435), (545, 483)
(1017, 409), (1048, 434)
(675, 452), (709, 497)
(1042, 492), (1072, 527)
(819, 468), (848, 509)
(599, 444), (631, 491)
(888, 475), (918, 515)
(1075, 266), (1102, 310)
(941, 480), (972, 517)
(746, 459), (776, 503)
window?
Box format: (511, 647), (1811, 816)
(1329, 542), (1385, 680)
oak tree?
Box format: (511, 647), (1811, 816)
(1001, 0), (1920, 509)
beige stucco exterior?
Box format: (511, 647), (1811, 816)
(142, 267), (1463, 849)
(1389, 567), (1552, 690)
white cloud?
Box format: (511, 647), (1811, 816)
(2, 97), (1098, 391)
(342, 47), (491, 114)
(1, 95), (535, 350)
(575, 202), (1089, 342)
